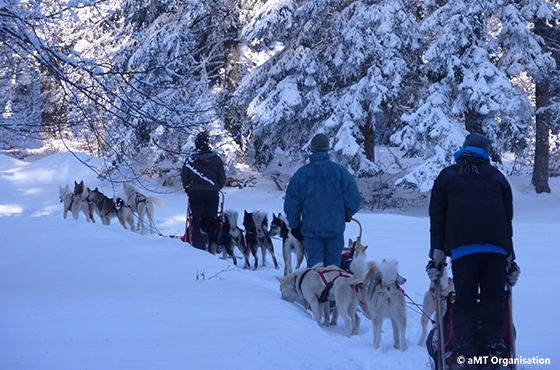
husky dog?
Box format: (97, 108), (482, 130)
(276, 257), (370, 337)
(59, 182), (95, 222)
(200, 215), (223, 255)
(73, 180), (96, 222)
(122, 181), (164, 234)
(87, 187), (135, 230)
(417, 264), (455, 346)
(269, 212), (306, 276)
(219, 210), (250, 268)
(363, 259), (408, 350)
(243, 210), (279, 270)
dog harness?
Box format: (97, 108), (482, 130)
(295, 267), (353, 303)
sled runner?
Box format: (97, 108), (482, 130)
(426, 265), (516, 370)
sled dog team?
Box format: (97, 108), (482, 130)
(59, 183), (441, 349)
(205, 209), (425, 350)
(59, 180), (163, 234)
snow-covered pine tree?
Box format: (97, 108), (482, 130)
(239, 0), (424, 177)
(391, 0), (532, 192)
(97, 0), (243, 181)
(498, 0), (558, 193)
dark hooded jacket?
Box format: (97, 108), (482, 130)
(181, 150), (226, 193)
(429, 149), (514, 258)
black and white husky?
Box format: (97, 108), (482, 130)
(220, 210), (250, 268)
(87, 187), (135, 230)
(243, 210), (279, 270)
(269, 212), (305, 276)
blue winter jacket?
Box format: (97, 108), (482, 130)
(284, 152), (361, 238)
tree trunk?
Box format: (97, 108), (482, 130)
(361, 101), (375, 162)
(224, 25), (242, 147)
(532, 18), (551, 193)
(532, 78), (551, 193)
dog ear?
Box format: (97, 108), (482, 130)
(275, 276), (285, 283)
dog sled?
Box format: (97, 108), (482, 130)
(340, 217), (364, 272)
(426, 257), (516, 370)
(178, 191), (225, 244)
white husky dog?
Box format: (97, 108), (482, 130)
(277, 255), (370, 337)
(363, 259), (408, 350)
(59, 183), (94, 222)
(122, 182), (164, 234)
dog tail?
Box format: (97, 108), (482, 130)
(224, 210), (239, 227)
(147, 196), (164, 207)
(347, 254), (376, 285)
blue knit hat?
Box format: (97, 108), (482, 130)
(462, 133), (491, 154)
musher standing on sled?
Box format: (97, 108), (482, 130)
(426, 133), (521, 370)
(181, 131), (226, 251)
(284, 133), (361, 268)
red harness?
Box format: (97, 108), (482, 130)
(314, 268), (352, 303)
(295, 267), (362, 304)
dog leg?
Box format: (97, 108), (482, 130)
(260, 243), (267, 267)
(373, 318), (383, 348)
(337, 303), (354, 337)
(330, 306), (338, 326)
(265, 237), (279, 269)
(283, 241), (292, 276)
(295, 244), (305, 270)
(251, 245), (259, 270)
(308, 298), (325, 326)
(352, 312), (361, 336)
(127, 212), (135, 231)
(322, 302), (330, 326)
(391, 318), (400, 349)
(418, 290), (433, 346)
(229, 247), (238, 266)
(89, 204), (94, 223)
(399, 315), (408, 351)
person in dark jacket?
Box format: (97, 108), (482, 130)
(426, 133), (520, 370)
(284, 133), (361, 267)
(181, 131), (226, 250)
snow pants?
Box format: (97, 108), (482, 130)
(188, 190), (219, 250)
(305, 233), (345, 268)
(451, 252), (507, 357)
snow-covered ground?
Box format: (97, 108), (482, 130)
(1, 152), (558, 370)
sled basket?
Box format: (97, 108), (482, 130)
(427, 290), (516, 370)
(179, 191), (225, 244)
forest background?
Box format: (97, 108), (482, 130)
(1, 0), (560, 205)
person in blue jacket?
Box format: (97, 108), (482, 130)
(284, 133), (361, 268)
(426, 133), (520, 370)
